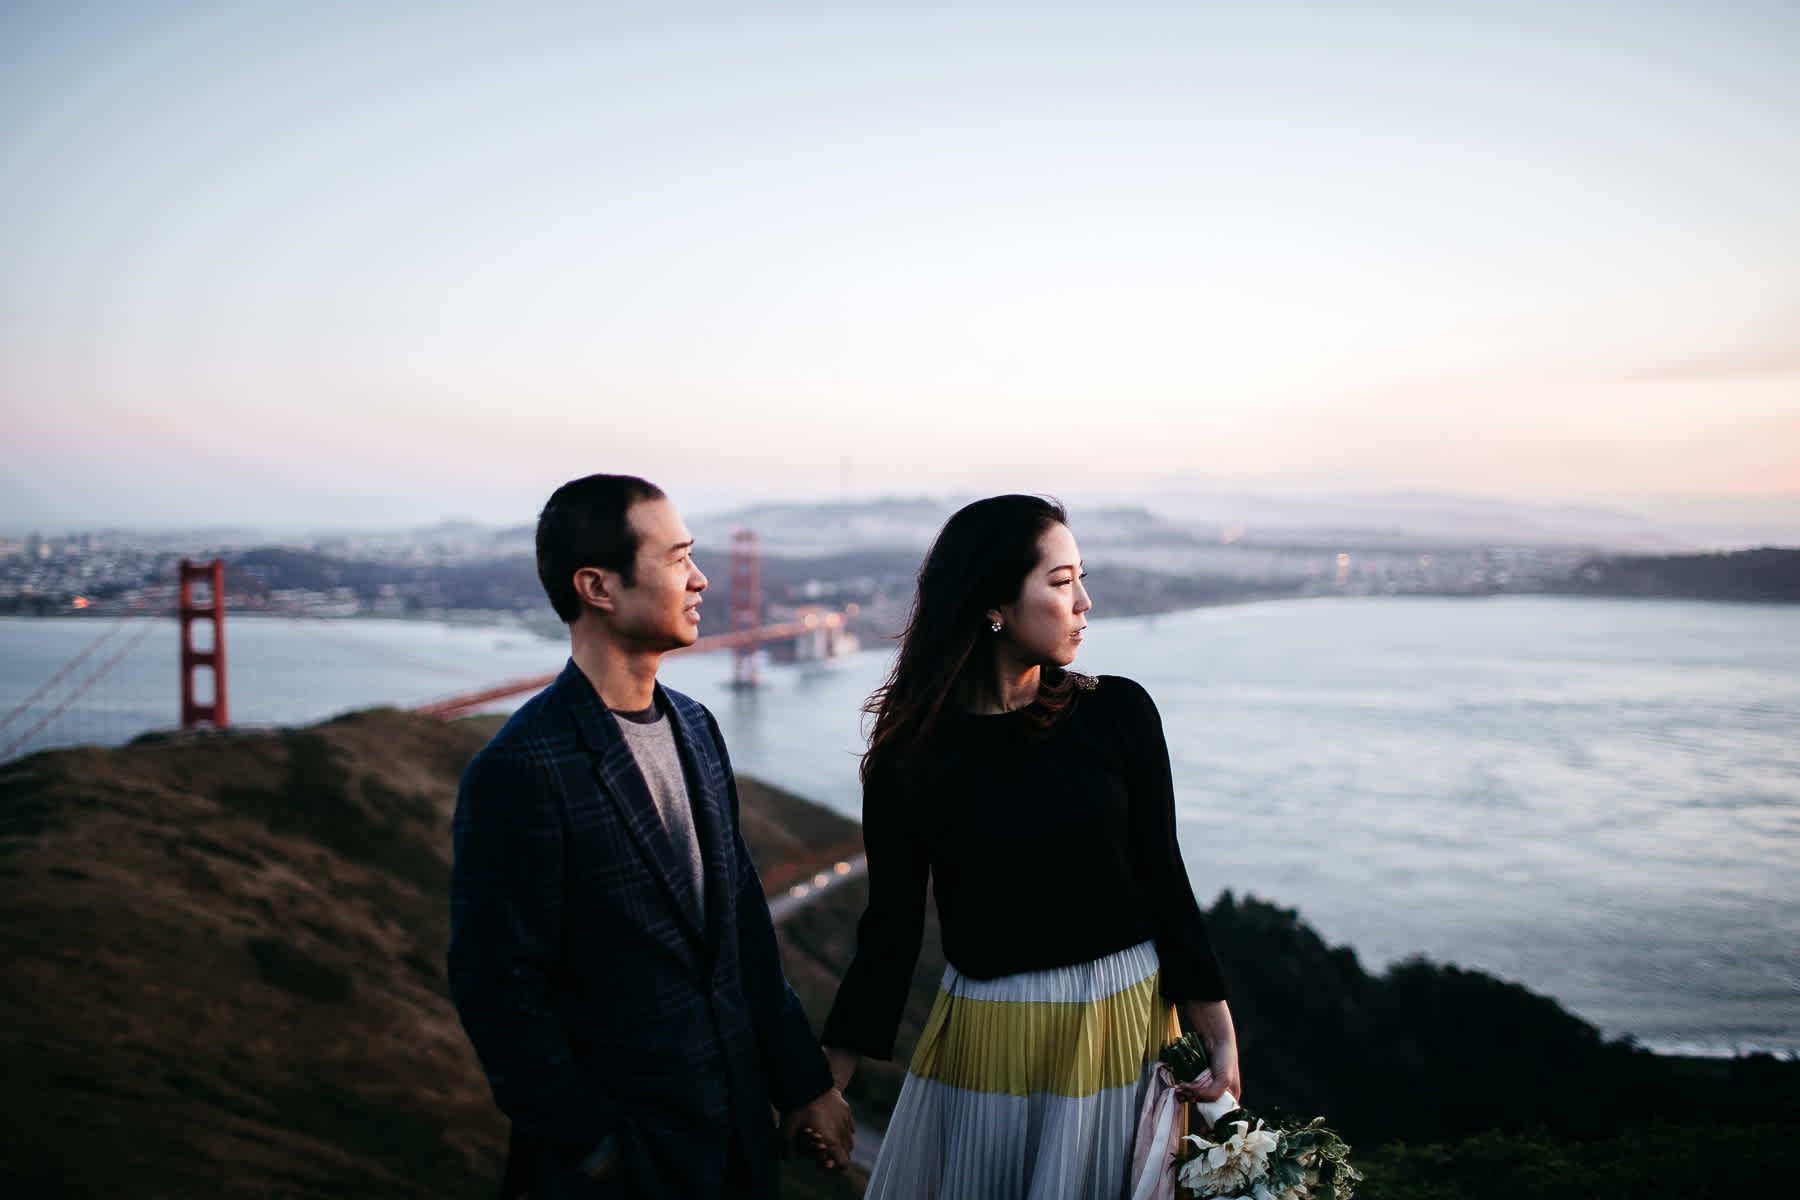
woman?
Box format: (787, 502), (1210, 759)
(817, 495), (1242, 1197)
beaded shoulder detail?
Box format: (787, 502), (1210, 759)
(1065, 670), (1098, 691)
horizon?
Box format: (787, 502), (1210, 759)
(4, 482), (1797, 551)
(5, 3), (1796, 538)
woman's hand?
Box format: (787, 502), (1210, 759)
(824, 1045), (860, 1093)
(781, 1086), (853, 1171)
(779, 1046), (864, 1172)
(1178, 999), (1243, 1105)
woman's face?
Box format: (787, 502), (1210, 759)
(989, 522), (1091, 668)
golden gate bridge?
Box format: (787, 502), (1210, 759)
(0, 530), (858, 761)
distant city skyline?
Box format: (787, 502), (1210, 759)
(5, 2), (1796, 537)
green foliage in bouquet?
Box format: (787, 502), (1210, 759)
(1159, 1031), (1253, 1133)
(1160, 1031), (1213, 1084)
(1258, 1117), (1360, 1200)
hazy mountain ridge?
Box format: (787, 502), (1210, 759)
(11, 492), (1797, 618)
(689, 491), (1735, 558)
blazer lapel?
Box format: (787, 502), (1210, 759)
(659, 684), (735, 951)
(563, 666), (705, 941)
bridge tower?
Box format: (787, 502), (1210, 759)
(178, 558), (229, 729)
(729, 529), (760, 688)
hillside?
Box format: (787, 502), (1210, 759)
(4, 709), (1796, 1198)
(1549, 547), (1800, 602)
(0, 710), (864, 1200)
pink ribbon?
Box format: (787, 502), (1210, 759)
(1126, 1063), (1185, 1200)
(1126, 1065), (1242, 1200)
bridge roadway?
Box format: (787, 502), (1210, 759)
(413, 611), (854, 720)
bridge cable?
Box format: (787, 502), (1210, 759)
(1, 617), (161, 761)
(0, 575), (176, 736)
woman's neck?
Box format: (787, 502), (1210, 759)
(974, 661), (1041, 715)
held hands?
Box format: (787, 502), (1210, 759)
(787, 1046), (862, 1170)
(781, 1086), (853, 1172)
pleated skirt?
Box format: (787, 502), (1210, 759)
(864, 940), (1181, 1200)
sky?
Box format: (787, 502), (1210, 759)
(4, 0), (1797, 536)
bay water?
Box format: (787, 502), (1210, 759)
(4, 596), (1794, 1055)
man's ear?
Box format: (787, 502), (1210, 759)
(573, 566), (616, 613)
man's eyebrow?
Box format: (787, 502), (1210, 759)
(667, 538), (696, 555)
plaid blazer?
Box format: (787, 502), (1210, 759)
(448, 661), (831, 1198)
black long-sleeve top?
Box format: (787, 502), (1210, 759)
(820, 673), (1226, 1060)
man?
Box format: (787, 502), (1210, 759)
(449, 474), (852, 1198)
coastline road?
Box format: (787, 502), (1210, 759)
(767, 852), (884, 1173)
(766, 853), (868, 924)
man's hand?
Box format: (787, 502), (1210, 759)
(780, 1087), (853, 1171)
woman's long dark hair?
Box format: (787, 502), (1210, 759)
(862, 494), (1075, 786)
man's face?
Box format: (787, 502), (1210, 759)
(611, 497), (707, 650)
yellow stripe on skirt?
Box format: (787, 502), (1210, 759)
(865, 940), (1183, 1200)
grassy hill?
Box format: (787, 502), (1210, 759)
(0, 709), (865, 1199)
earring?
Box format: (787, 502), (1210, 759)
(990, 620), (1003, 632)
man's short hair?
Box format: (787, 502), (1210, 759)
(536, 474), (667, 623)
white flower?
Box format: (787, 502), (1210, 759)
(1175, 1122), (1279, 1196)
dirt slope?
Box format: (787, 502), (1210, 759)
(0, 709), (868, 1199)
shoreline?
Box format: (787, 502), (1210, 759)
(1652, 1044), (1799, 1062)
(6, 574), (1799, 630)
(6, 605), (1794, 1060)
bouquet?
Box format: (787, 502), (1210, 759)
(1129, 1033), (1360, 1200)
